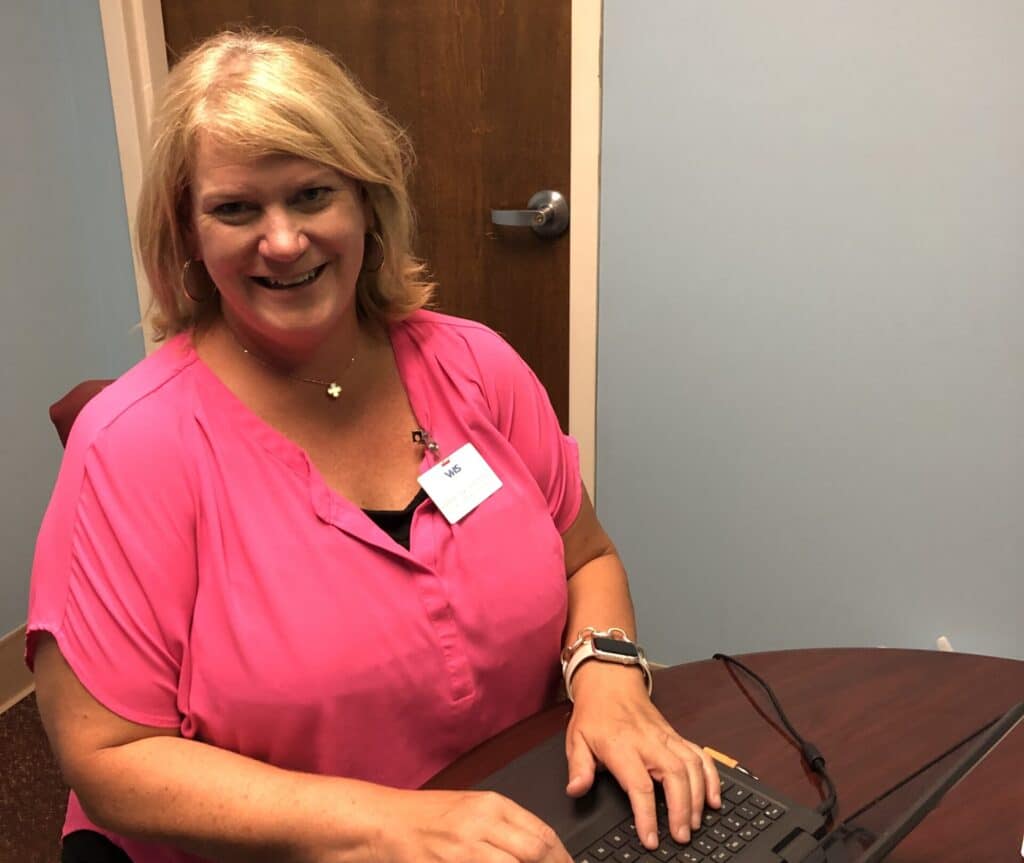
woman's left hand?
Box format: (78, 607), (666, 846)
(564, 661), (721, 852)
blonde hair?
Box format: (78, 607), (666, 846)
(136, 29), (434, 338)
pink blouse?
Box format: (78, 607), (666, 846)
(27, 310), (581, 862)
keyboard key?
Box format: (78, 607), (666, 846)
(658, 836), (685, 853)
(588, 842), (613, 859)
(677, 851), (704, 863)
(738, 826), (757, 841)
(722, 786), (750, 805)
(752, 815), (772, 831)
(621, 820), (639, 837)
(764, 805), (786, 820)
(709, 826), (730, 845)
(701, 811), (720, 828)
(718, 779), (733, 793)
(615, 848), (642, 863)
(575, 857), (598, 863)
(608, 831), (630, 848)
(736, 803), (758, 821)
(718, 800), (735, 816)
(693, 837), (717, 856)
(653, 845), (675, 860)
(710, 850), (732, 862)
(750, 795), (770, 810)
(723, 815), (744, 833)
(724, 837), (745, 853)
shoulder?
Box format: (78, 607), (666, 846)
(396, 309), (527, 378)
(394, 310), (555, 437)
(63, 333), (202, 474)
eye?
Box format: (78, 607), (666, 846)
(293, 187), (334, 209)
(211, 201), (257, 222)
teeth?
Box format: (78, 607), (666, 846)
(266, 266), (320, 287)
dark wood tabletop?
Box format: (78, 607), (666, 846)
(429, 648), (1024, 862)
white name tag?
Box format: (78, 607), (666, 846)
(417, 443), (502, 524)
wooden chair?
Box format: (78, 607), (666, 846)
(48, 379), (114, 447)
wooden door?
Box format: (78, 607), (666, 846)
(161, 1), (571, 429)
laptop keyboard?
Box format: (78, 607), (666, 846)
(573, 774), (789, 863)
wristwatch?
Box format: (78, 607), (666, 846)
(561, 628), (653, 703)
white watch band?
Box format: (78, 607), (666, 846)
(561, 632), (653, 703)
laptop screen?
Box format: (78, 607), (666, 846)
(812, 703), (1024, 863)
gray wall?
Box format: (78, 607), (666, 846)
(1, 1), (143, 636)
(598, 1), (1024, 663)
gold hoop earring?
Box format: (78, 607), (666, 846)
(182, 259), (214, 303)
(362, 231), (385, 274)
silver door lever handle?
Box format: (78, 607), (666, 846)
(490, 190), (569, 238)
(491, 208), (550, 227)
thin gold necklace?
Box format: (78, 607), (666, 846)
(227, 327), (357, 400)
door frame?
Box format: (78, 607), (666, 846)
(98, 0), (600, 494)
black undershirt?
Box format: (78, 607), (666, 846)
(62, 831), (132, 863)
(62, 491), (428, 862)
(362, 488), (428, 550)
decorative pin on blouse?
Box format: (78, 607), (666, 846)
(412, 429), (441, 454)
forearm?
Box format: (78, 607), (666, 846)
(563, 547), (653, 700)
(564, 547), (638, 644)
(76, 734), (391, 863)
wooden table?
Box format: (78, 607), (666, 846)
(430, 648), (1024, 862)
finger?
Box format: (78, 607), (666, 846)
(697, 745), (722, 808)
(496, 797), (572, 862)
(665, 737), (711, 829)
(657, 766), (693, 845)
(603, 751), (660, 849)
(648, 734), (701, 839)
(565, 729), (598, 797)
(487, 823), (561, 863)
(685, 749), (706, 829)
(474, 845), (520, 863)
(477, 843), (569, 863)
(625, 780), (660, 851)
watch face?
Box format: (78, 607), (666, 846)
(593, 636), (639, 659)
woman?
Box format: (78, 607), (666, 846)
(28, 30), (719, 863)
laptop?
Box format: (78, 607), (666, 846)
(475, 701), (1024, 863)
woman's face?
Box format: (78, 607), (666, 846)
(189, 137), (370, 355)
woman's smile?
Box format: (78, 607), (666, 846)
(250, 262), (329, 290)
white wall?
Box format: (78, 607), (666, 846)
(1, 0), (143, 635)
(597, 1), (1024, 662)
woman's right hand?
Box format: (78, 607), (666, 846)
(374, 788), (572, 863)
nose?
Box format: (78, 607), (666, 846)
(258, 207), (310, 262)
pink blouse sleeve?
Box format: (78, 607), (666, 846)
(26, 398), (197, 728)
(473, 332), (583, 534)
